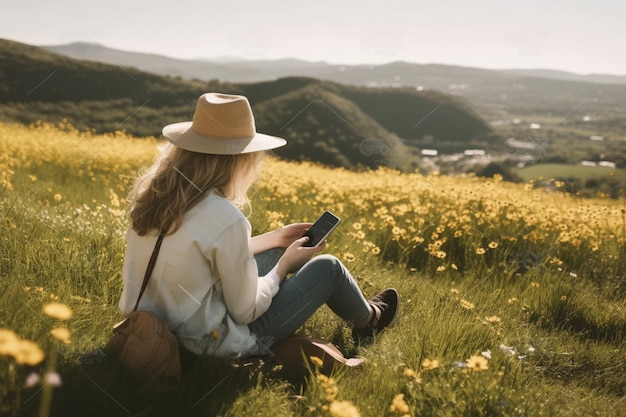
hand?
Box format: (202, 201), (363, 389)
(274, 223), (313, 248)
(275, 236), (324, 278)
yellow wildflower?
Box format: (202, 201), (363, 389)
(50, 327), (72, 344)
(403, 368), (421, 380)
(476, 247), (486, 255)
(14, 339), (45, 366)
(317, 374), (338, 402)
(466, 355), (489, 371)
(389, 393), (410, 414)
(488, 241), (499, 249)
(343, 253), (355, 263)
(310, 356), (324, 368)
(53, 193), (62, 202)
(460, 299), (475, 310)
(421, 358), (440, 370)
(0, 329), (20, 356)
(549, 257), (564, 265)
(329, 400), (361, 417)
(43, 302), (73, 320)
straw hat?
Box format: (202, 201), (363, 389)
(162, 93), (286, 155)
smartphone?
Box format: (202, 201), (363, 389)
(303, 211), (341, 247)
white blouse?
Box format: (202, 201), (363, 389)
(118, 193), (280, 357)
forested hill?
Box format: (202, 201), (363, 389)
(0, 38), (491, 170)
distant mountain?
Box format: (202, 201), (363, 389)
(39, 42), (626, 119)
(40, 42), (329, 83)
(0, 39), (492, 171)
(502, 69), (626, 85)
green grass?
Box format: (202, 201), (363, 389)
(1, 124), (626, 417)
(514, 163), (626, 182)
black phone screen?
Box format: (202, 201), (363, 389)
(303, 211), (341, 247)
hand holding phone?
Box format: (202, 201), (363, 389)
(302, 211), (341, 247)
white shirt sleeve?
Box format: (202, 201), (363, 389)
(264, 265), (281, 289)
(211, 218), (280, 324)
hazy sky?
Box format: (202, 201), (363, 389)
(2, 0), (625, 75)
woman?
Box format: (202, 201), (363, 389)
(119, 93), (399, 361)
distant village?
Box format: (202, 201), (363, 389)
(416, 120), (616, 173)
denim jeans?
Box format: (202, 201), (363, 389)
(247, 249), (371, 354)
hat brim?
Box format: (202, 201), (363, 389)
(162, 121), (287, 155)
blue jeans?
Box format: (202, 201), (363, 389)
(248, 249), (371, 355)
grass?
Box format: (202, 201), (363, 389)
(514, 163), (626, 182)
(1, 121), (626, 416)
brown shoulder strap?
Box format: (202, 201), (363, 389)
(132, 234), (164, 312)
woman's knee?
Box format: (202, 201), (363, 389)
(307, 254), (342, 272)
(304, 254), (351, 284)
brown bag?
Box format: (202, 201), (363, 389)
(106, 235), (181, 385)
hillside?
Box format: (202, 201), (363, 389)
(39, 42), (626, 118)
(251, 84), (415, 170)
(0, 39), (203, 135)
(0, 39), (492, 171)
(0, 39), (201, 105)
(502, 68), (626, 85)
(234, 77), (490, 143)
(1, 122), (625, 416)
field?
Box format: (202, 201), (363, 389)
(514, 163), (626, 182)
(1, 121), (626, 417)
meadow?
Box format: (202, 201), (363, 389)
(514, 163), (626, 183)
(1, 121), (625, 417)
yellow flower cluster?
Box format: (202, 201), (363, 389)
(50, 327), (72, 344)
(421, 358), (440, 370)
(255, 158), (622, 277)
(317, 374), (339, 402)
(2, 120), (622, 283)
(0, 121), (157, 191)
(43, 302), (73, 320)
(0, 329), (45, 365)
(459, 299), (476, 310)
(389, 393), (410, 415)
(328, 400), (361, 417)
(311, 372), (362, 417)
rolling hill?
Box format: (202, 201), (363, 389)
(0, 38), (492, 170)
(39, 41), (626, 119)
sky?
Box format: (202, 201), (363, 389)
(1, 0), (625, 75)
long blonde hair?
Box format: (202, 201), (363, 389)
(129, 143), (264, 236)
